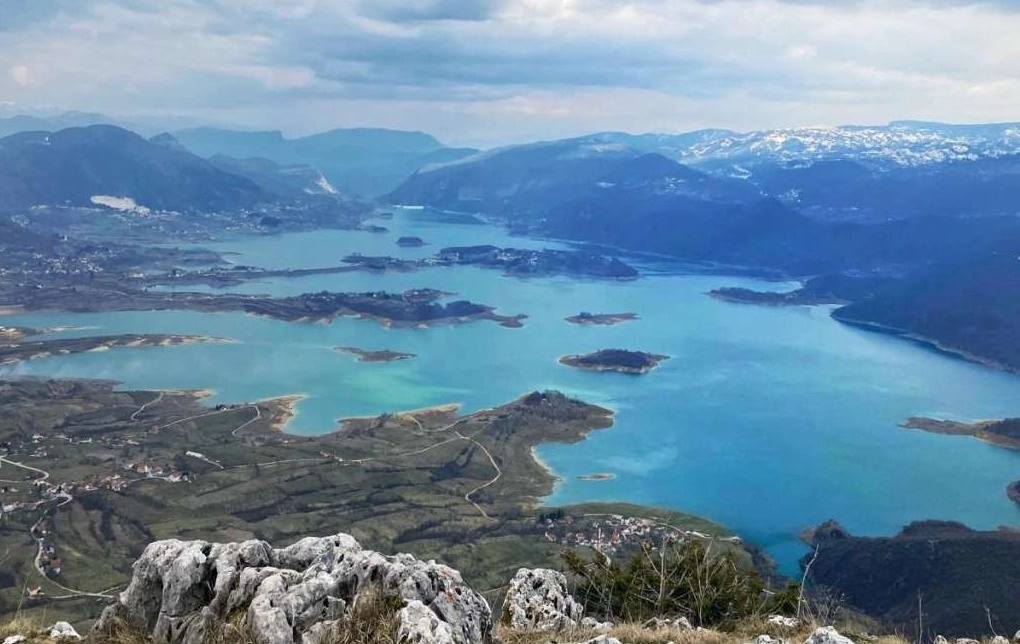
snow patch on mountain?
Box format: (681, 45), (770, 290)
(90, 195), (151, 215)
(674, 122), (1020, 169)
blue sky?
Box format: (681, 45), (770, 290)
(0, 0), (1017, 146)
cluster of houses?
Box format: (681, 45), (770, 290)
(0, 432), (190, 522)
(543, 513), (730, 555)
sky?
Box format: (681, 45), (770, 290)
(0, 0), (1018, 147)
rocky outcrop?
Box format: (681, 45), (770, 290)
(642, 616), (694, 631)
(500, 568), (584, 631)
(48, 623), (80, 640)
(805, 626), (857, 644)
(93, 533), (492, 644)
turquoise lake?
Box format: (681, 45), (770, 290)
(3, 209), (1020, 572)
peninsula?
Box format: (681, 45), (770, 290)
(335, 346), (417, 362)
(901, 416), (1020, 450)
(565, 312), (639, 326)
(559, 349), (670, 374)
(6, 286), (527, 329)
(1008, 481), (1020, 505)
(708, 286), (844, 306)
(0, 332), (229, 366)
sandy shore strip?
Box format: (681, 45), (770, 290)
(337, 402), (463, 426)
(530, 446), (561, 483)
(258, 394), (308, 432)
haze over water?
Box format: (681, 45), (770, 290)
(4, 210), (1020, 572)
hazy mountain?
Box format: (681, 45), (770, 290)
(0, 125), (269, 213)
(207, 155), (339, 198)
(0, 111), (118, 138)
(172, 126), (478, 197)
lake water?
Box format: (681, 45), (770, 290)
(4, 209), (1020, 573)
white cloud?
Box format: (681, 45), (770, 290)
(0, 0), (1016, 145)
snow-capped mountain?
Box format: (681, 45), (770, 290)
(591, 121), (1020, 171)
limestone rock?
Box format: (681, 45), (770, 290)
(556, 637), (622, 644)
(3, 635), (27, 644)
(93, 533), (492, 644)
(48, 622), (81, 640)
(750, 636), (785, 644)
(501, 568), (583, 631)
(1013, 631), (1020, 643)
(398, 600), (457, 644)
(580, 616), (614, 632)
(956, 639), (980, 644)
(804, 626), (856, 644)
(643, 617), (694, 631)
(934, 637), (949, 644)
(768, 615), (801, 629)
(991, 637), (1010, 644)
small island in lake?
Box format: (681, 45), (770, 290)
(397, 236), (427, 247)
(565, 312), (639, 326)
(578, 472), (616, 481)
(434, 245), (638, 279)
(559, 349), (669, 375)
(335, 346), (417, 363)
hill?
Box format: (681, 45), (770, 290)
(0, 125), (270, 213)
(833, 246), (1020, 371)
(804, 520), (1020, 638)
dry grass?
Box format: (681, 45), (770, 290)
(496, 616), (917, 644)
(0, 615), (50, 643)
(319, 589), (402, 644)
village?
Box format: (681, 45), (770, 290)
(539, 511), (740, 556)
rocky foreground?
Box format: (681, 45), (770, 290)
(7, 533), (1017, 644)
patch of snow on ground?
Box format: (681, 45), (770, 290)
(90, 195), (151, 215)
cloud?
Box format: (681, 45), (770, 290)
(358, 0), (507, 23)
(0, 0), (1017, 145)
(10, 66), (32, 86)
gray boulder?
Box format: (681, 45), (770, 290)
(500, 568), (584, 631)
(93, 533), (492, 644)
(991, 637), (1010, 644)
(804, 627), (856, 644)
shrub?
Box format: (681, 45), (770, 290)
(563, 539), (798, 628)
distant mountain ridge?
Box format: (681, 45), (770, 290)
(171, 126), (479, 197)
